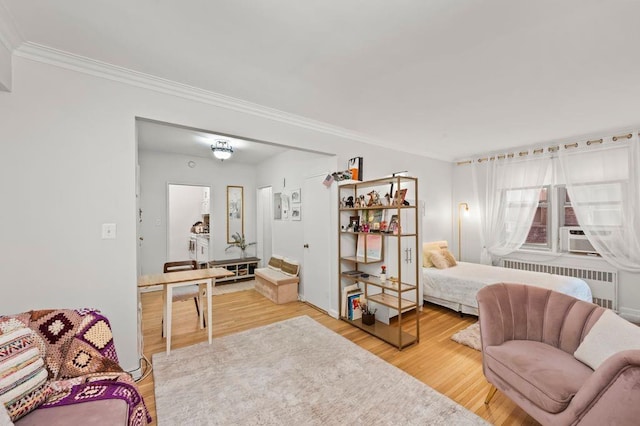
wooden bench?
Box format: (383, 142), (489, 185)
(254, 256), (300, 304)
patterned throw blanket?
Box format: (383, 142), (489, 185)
(1, 309), (150, 425)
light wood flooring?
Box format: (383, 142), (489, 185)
(138, 288), (538, 425)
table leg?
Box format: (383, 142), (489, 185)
(198, 283), (205, 329)
(161, 289), (167, 338)
(207, 278), (213, 345)
(166, 285), (173, 354)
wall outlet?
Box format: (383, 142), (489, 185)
(102, 223), (117, 239)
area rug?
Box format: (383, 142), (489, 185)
(211, 279), (254, 295)
(451, 322), (481, 351)
(153, 316), (488, 425)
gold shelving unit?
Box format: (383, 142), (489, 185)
(338, 176), (420, 349)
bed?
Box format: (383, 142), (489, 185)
(422, 242), (593, 316)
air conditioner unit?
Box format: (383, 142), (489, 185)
(560, 226), (598, 255)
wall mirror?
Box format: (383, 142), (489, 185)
(227, 185), (244, 243)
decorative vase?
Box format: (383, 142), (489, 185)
(379, 273), (386, 282)
(362, 313), (375, 326)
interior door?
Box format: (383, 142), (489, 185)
(302, 174), (332, 311)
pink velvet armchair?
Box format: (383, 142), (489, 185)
(477, 283), (640, 425)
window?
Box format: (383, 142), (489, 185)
(561, 188), (579, 227)
(523, 186), (551, 249)
(559, 183), (623, 228)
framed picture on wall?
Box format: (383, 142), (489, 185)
(292, 206), (301, 221)
(291, 188), (301, 204)
(227, 186), (244, 243)
(274, 193), (282, 220)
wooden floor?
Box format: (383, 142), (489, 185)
(138, 289), (539, 425)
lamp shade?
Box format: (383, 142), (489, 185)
(211, 140), (233, 161)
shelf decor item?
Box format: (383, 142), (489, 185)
(361, 303), (377, 325)
(225, 232), (255, 258)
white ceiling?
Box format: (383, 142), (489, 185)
(136, 119), (292, 165)
(4, 0), (640, 161)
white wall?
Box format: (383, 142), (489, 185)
(139, 150), (257, 274)
(0, 55), (453, 370)
(256, 150), (335, 260)
(0, 41), (10, 91)
(452, 163), (640, 322)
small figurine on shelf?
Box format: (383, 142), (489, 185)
(345, 196), (354, 208)
(379, 265), (386, 282)
(367, 190), (381, 206)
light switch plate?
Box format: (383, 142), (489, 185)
(102, 223), (117, 239)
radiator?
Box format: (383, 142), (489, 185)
(501, 259), (618, 311)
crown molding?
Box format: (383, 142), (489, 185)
(13, 42), (402, 150)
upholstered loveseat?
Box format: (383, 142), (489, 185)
(0, 309), (150, 425)
(477, 283), (640, 425)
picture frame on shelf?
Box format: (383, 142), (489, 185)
(393, 188), (407, 206)
(387, 214), (399, 234)
(356, 234), (383, 261)
(349, 215), (360, 231)
(347, 157), (363, 181)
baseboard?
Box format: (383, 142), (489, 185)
(328, 308), (339, 319)
(619, 307), (640, 324)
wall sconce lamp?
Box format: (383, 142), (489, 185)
(211, 140), (234, 161)
(458, 202), (470, 260)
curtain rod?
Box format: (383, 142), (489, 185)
(456, 132), (639, 166)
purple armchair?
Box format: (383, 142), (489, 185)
(477, 283), (640, 425)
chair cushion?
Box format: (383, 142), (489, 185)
(171, 285), (199, 301)
(267, 256), (283, 271)
(14, 398), (128, 426)
(485, 340), (593, 414)
(281, 259), (299, 277)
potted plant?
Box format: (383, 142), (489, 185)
(361, 303), (377, 325)
(225, 232), (256, 258)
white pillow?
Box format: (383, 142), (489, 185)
(574, 310), (640, 370)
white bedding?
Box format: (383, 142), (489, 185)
(423, 261), (593, 315)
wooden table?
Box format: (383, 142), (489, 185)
(138, 268), (234, 354)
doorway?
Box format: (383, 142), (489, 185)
(167, 184), (211, 264)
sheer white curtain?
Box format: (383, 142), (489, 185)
(472, 154), (551, 264)
(558, 135), (640, 272)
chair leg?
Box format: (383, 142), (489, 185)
(194, 296), (206, 328)
(193, 296), (200, 316)
(484, 384), (498, 405)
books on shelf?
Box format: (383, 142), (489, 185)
(341, 284), (360, 318)
(347, 292), (363, 320)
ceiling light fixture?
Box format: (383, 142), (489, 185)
(211, 140), (233, 161)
